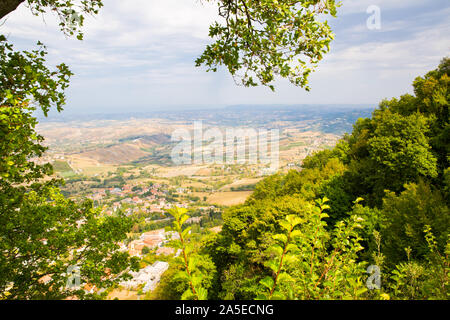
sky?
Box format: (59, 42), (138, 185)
(1, 0), (449, 114)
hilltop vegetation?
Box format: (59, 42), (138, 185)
(159, 59), (449, 300)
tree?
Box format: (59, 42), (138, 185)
(388, 226), (449, 300)
(0, 187), (139, 299)
(1, 0), (339, 89)
(380, 181), (449, 267)
(0, 1), (138, 299)
(205, 196), (369, 299)
(347, 105), (438, 206)
(0, 0), (25, 20)
(197, 0), (339, 90)
(201, 58), (449, 300)
(166, 207), (215, 300)
(0, 37), (139, 299)
(0, 0), (103, 39)
(412, 58), (450, 175)
(345, 58), (449, 205)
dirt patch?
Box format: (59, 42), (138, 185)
(207, 191), (253, 206)
(107, 288), (139, 300)
(78, 143), (149, 165)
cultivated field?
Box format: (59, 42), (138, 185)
(206, 191), (253, 206)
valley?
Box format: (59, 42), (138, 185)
(35, 104), (373, 299)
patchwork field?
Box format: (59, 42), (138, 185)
(37, 110), (351, 214)
(206, 191), (253, 206)
(107, 289), (139, 300)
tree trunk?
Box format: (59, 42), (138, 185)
(0, 0), (25, 20)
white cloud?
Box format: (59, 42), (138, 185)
(338, 0), (425, 15)
(327, 21), (450, 71)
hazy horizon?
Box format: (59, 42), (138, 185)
(36, 103), (377, 121)
(4, 0), (449, 115)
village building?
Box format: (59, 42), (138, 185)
(120, 261), (169, 293)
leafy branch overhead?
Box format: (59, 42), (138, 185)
(197, 0), (339, 90)
(167, 207), (209, 300)
(0, 35), (73, 116)
(258, 213), (304, 300)
(0, 0), (103, 40)
(1, 0), (338, 90)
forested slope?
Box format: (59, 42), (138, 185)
(160, 58), (449, 300)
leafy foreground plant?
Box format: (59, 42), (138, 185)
(389, 226), (449, 300)
(0, 37), (139, 300)
(0, 0), (343, 300)
(167, 207), (209, 300)
(160, 60), (449, 301)
(198, 0), (339, 90)
(258, 214), (304, 299)
(257, 198), (369, 300)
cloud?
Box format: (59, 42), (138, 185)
(0, 0), (449, 112)
(327, 23), (450, 70)
(338, 0), (425, 15)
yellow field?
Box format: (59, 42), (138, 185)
(206, 191), (253, 206)
(67, 155), (117, 176)
(181, 180), (209, 188)
(158, 165), (209, 178)
(107, 288), (138, 300)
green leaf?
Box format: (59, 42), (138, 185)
(279, 221), (291, 231)
(173, 270), (189, 281)
(277, 272), (293, 283)
(180, 214), (189, 226)
(356, 288), (368, 296)
(285, 243), (298, 253)
(283, 254), (298, 265)
(255, 293), (269, 300)
(181, 226), (191, 239)
(273, 233), (288, 244)
(269, 244), (283, 256)
(191, 275), (202, 288)
(291, 230), (302, 238)
(197, 287), (208, 300)
(181, 289), (194, 300)
(260, 276), (274, 289)
(270, 291), (285, 300)
(266, 260), (280, 273)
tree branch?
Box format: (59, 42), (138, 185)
(0, 0), (25, 20)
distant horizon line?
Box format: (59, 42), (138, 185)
(37, 103), (377, 119)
